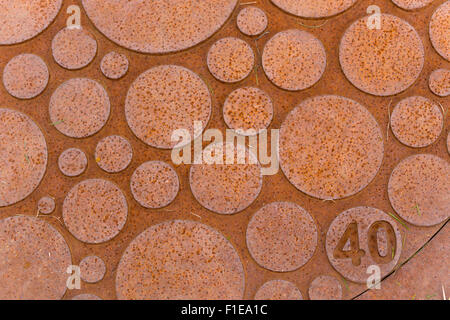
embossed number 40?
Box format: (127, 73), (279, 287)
(333, 221), (396, 266)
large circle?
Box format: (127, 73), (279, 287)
(429, 1), (450, 61)
(254, 280), (303, 300)
(0, 0), (62, 45)
(340, 14), (424, 96)
(189, 142), (263, 214)
(125, 65), (211, 149)
(223, 87), (273, 135)
(116, 220), (245, 300)
(0, 108), (47, 207)
(246, 202), (318, 272)
(326, 207), (403, 283)
(0, 216), (71, 300)
(3, 54), (49, 99)
(207, 37), (255, 83)
(279, 95), (384, 200)
(52, 28), (97, 70)
(388, 154), (450, 227)
(82, 0), (238, 54)
(390, 96), (443, 148)
(271, 0), (357, 18)
(392, 0), (434, 10)
(262, 29), (326, 91)
(49, 78), (110, 138)
(130, 161), (179, 209)
(62, 179), (128, 244)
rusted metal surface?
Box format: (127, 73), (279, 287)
(308, 275), (343, 300)
(254, 279), (303, 300)
(0, 0), (448, 300)
(429, 68), (450, 97)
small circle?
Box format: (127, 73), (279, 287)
(58, 148), (87, 177)
(125, 65), (211, 149)
(79, 256), (106, 283)
(429, 69), (450, 97)
(254, 280), (303, 300)
(308, 275), (343, 300)
(0, 0), (62, 45)
(3, 54), (49, 99)
(279, 95), (384, 200)
(207, 37), (255, 83)
(100, 51), (129, 80)
(0, 108), (48, 207)
(189, 142), (263, 214)
(63, 179), (128, 244)
(390, 96), (443, 148)
(262, 29), (326, 91)
(340, 14), (424, 96)
(326, 207), (403, 283)
(130, 161), (179, 209)
(49, 78), (110, 138)
(72, 294), (102, 300)
(223, 87), (273, 135)
(37, 196), (55, 215)
(429, 1), (450, 61)
(82, 0), (238, 54)
(237, 7), (268, 36)
(0, 216), (71, 300)
(246, 202), (318, 272)
(95, 135), (133, 173)
(392, 0), (434, 10)
(270, 0), (357, 18)
(388, 154), (450, 227)
(116, 220), (245, 300)
(52, 27), (97, 70)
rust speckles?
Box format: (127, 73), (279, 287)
(326, 207), (403, 283)
(388, 154), (450, 227)
(95, 135), (132, 173)
(223, 87), (273, 135)
(429, 1), (450, 61)
(340, 14), (424, 96)
(82, 0), (238, 54)
(3, 54), (49, 100)
(49, 78), (110, 139)
(279, 95), (384, 200)
(308, 275), (343, 300)
(52, 28), (97, 70)
(80, 255), (106, 283)
(392, 0), (434, 10)
(125, 65), (211, 149)
(207, 37), (255, 83)
(429, 68), (450, 97)
(390, 96), (443, 148)
(246, 202), (318, 272)
(130, 161), (179, 209)
(271, 0), (357, 18)
(189, 142), (263, 214)
(101, 52), (129, 80)
(115, 220), (245, 300)
(37, 196), (56, 215)
(237, 6), (268, 37)
(0, 108), (47, 207)
(58, 148), (87, 177)
(254, 280), (303, 300)
(62, 179), (128, 244)
(0, 0), (62, 45)
(0, 216), (71, 300)
(262, 29), (326, 91)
